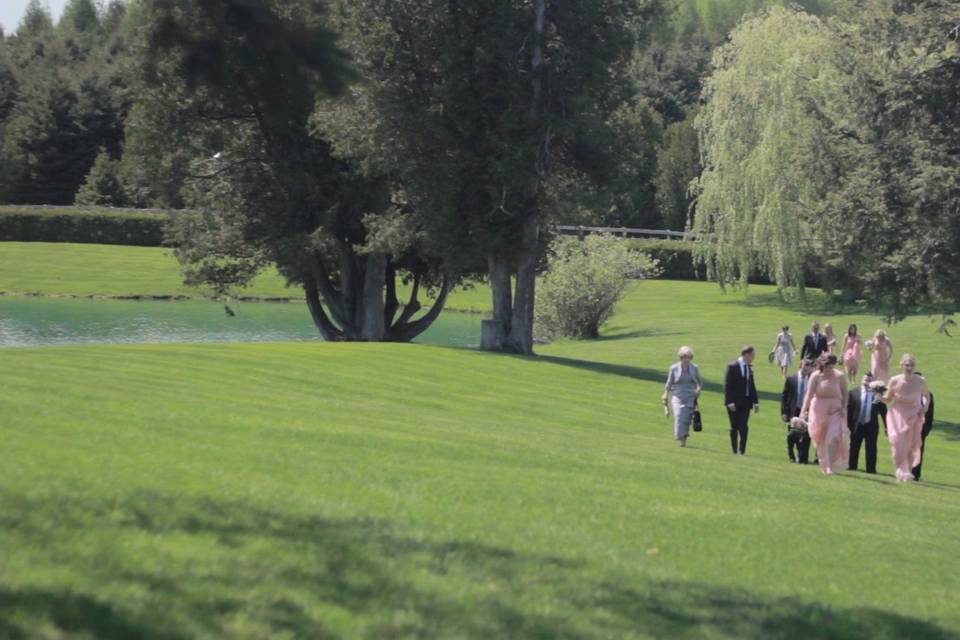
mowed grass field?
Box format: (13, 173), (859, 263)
(0, 242), (491, 312)
(2, 242), (960, 638)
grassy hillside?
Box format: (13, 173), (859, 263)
(2, 276), (959, 638)
(0, 242), (491, 312)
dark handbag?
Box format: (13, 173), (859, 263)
(692, 405), (703, 432)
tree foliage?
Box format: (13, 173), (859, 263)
(693, 8), (842, 291)
(332, 0), (660, 353)
(692, 1), (960, 319)
(140, 0), (454, 342)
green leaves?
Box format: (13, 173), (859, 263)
(535, 234), (660, 340)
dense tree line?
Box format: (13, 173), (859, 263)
(0, 0), (954, 344)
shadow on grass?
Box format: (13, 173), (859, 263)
(934, 419), (960, 442)
(837, 469), (960, 493)
(593, 328), (684, 342)
(536, 354), (782, 404)
(2, 490), (956, 639)
(714, 290), (863, 316)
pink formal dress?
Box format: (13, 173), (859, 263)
(808, 374), (849, 474)
(872, 343), (891, 382)
(843, 336), (862, 371)
(886, 387), (924, 481)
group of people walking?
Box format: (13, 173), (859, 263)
(662, 321), (934, 482)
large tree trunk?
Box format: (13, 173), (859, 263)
(305, 250), (449, 343)
(483, 254), (513, 351)
(506, 226), (537, 355)
(481, 0), (545, 356)
(360, 251), (387, 341)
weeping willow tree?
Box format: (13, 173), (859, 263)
(692, 7), (851, 292)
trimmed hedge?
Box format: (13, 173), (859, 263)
(628, 239), (705, 281)
(0, 206), (170, 246)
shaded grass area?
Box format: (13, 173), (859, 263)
(0, 242), (490, 312)
(2, 491), (955, 639)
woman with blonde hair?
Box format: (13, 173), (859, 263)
(881, 354), (930, 482)
(801, 353), (849, 475)
(841, 324), (863, 384)
(823, 323), (837, 354)
(868, 329), (893, 383)
(662, 346), (703, 447)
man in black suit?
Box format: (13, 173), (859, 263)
(725, 346), (759, 455)
(800, 321), (828, 361)
(781, 359), (815, 463)
(847, 371), (887, 473)
(912, 373), (934, 481)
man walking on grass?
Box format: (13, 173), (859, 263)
(725, 346), (759, 455)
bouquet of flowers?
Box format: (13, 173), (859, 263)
(789, 416), (809, 435)
(868, 380), (888, 399)
(865, 339), (875, 350)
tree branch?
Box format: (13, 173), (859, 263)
(390, 274), (450, 342)
(303, 279), (344, 341)
(310, 255), (351, 330)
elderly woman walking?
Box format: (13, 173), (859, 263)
(663, 346), (703, 447)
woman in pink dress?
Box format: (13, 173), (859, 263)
(881, 354), (930, 482)
(868, 330), (893, 383)
(841, 324), (863, 384)
(801, 353), (849, 475)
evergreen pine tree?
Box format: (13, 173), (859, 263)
(19, 0), (54, 37)
(75, 148), (128, 206)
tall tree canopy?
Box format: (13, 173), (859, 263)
(331, 0), (660, 353)
(140, 0), (453, 342)
(692, 2), (960, 319)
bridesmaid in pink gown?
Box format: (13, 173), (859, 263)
(869, 329), (893, 383)
(881, 354), (930, 482)
(801, 354), (849, 475)
(841, 324), (862, 384)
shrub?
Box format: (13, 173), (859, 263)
(628, 239), (702, 281)
(536, 234), (660, 340)
(0, 206), (168, 246)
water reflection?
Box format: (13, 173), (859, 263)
(0, 298), (481, 348)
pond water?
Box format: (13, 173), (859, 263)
(0, 297), (483, 348)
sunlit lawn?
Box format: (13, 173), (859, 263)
(1, 244), (959, 638)
(0, 242), (490, 312)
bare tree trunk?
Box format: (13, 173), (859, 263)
(384, 260), (400, 328)
(505, 217), (538, 355)
(483, 254), (513, 351)
(488, 254), (513, 327)
(360, 252), (387, 341)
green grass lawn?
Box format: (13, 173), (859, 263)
(2, 245), (960, 638)
(0, 242), (491, 312)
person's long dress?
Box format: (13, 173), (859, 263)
(843, 336), (862, 372)
(775, 333), (794, 368)
(872, 343), (892, 382)
(808, 374), (849, 474)
(886, 387), (924, 481)
(666, 364), (699, 441)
